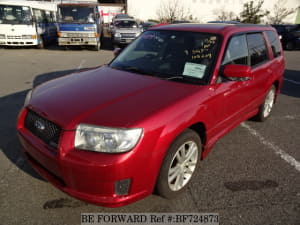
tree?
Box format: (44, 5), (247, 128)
(267, 0), (297, 24)
(240, 0), (269, 24)
(156, 0), (190, 23)
(213, 8), (238, 22)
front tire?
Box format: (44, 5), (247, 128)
(156, 129), (201, 198)
(253, 85), (276, 122)
(37, 36), (44, 49)
(93, 40), (101, 51)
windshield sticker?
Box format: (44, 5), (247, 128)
(191, 52), (212, 60)
(183, 62), (206, 79)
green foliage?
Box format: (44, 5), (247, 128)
(240, 0), (269, 24)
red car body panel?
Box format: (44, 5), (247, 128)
(17, 24), (285, 207)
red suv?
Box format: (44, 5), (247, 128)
(17, 24), (284, 207)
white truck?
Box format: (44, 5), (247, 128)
(99, 4), (124, 24)
(0, 0), (58, 48)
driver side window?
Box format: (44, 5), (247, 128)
(222, 35), (248, 66)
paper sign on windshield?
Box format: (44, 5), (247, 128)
(183, 62), (206, 79)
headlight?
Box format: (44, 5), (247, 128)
(22, 35), (35, 39)
(58, 32), (67, 38)
(114, 32), (121, 38)
(75, 124), (143, 153)
(0, 34), (5, 39)
(135, 32), (141, 37)
(24, 90), (32, 106)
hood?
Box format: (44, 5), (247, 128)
(29, 66), (201, 130)
(0, 24), (36, 35)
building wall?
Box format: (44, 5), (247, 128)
(127, 0), (300, 24)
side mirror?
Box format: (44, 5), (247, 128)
(223, 64), (251, 80)
(114, 48), (122, 57)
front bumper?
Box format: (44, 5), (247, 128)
(58, 37), (97, 46)
(0, 38), (38, 46)
(17, 108), (157, 207)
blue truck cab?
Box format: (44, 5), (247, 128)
(57, 3), (103, 50)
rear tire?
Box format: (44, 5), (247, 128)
(253, 85), (276, 122)
(156, 129), (201, 198)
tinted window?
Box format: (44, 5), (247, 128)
(247, 33), (269, 67)
(266, 31), (281, 58)
(114, 20), (138, 28)
(222, 35), (248, 65)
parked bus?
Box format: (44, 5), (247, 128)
(57, 2), (103, 50)
(0, 0), (58, 48)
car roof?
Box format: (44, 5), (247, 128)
(114, 18), (136, 22)
(151, 23), (276, 36)
(207, 21), (241, 24)
(114, 14), (131, 18)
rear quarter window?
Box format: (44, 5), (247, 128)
(246, 33), (269, 67)
(265, 31), (281, 58)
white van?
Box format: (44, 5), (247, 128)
(0, 0), (57, 48)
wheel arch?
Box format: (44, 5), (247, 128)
(188, 122), (207, 146)
(272, 80), (280, 102)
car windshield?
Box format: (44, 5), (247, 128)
(59, 6), (95, 23)
(110, 30), (220, 84)
(0, 5), (32, 25)
(114, 20), (138, 28)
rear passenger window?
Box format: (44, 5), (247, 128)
(246, 33), (269, 67)
(222, 35), (248, 65)
(266, 31), (281, 58)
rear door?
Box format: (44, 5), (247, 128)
(246, 32), (274, 107)
(209, 32), (271, 138)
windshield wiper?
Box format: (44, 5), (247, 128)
(165, 75), (185, 80)
(111, 66), (154, 76)
(164, 75), (206, 85)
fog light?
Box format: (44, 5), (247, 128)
(115, 179), (131, 195)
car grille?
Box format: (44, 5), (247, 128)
(7, 35), (22, 39)
(24, 110), (61, 148)
(65, 33), (91, 38)
(121, 33), (136, 38)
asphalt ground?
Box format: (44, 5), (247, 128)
(0, 43), (299, 225)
